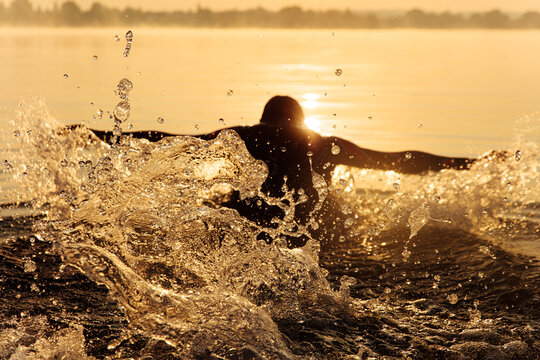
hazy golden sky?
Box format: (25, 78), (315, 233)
(15, 0), (540, 12)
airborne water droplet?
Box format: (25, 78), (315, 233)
(63, 74), (69, 79)
(61, 159), (68, 167)
(331, 144), (340, 155)
(23, 260), (37, 273)
(227, 89), (233, 96)
(113, 101), (131, 122)
(393, 182), (400, 190)
(3, 160), (13, 172)
(114, 34), (120, 41)
(408, 203), (430, 239)
(405, 152), (412, 160)
(418, 124), (423, 128)
(93, 55), (98, 60)
(116, 78), (133, 99)
(157, 117), (164, 124)
(123, 30), (133, 57)
(307, 151), (313, 157)
(335, 68), (343, 76)
(13, 130), (20, 137)
(402, 249), (411, 262)
(219, 118), (225, 124)
(96, 109), (103, 119)
(515, 150), (521, 161)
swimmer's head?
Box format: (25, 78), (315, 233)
(260, 96), (305, 128)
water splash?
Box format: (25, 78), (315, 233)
(1, 101), (539, 358)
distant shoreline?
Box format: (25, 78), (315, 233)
(3, 2), (540, 29)
(1, 26), (540, 31)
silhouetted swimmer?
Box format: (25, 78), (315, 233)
(90, 95), (475, 248)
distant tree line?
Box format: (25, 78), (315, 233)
(3, 0), (540, 28)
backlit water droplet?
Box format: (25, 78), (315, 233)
(114, 101), (131, 122)
(13, 130), (20, 137)
(123, 30), (133, 57)
(393, 182), (400, 190)
(219, 118), (225, 124)
(402, 249), (411, 262)
(63, 74), (69, 79)
(114, 34), (120, 41)
(227, 89), (233, 96)
(515, 150), (521, 161)
(157, 117), (164, 124)
(405, 152), (412, 160)
(335, 68), (342, 76)
(23, 260), (37, 273)
(96, 109), (103, 119)
(418, 124), (423, 128)
(93, 55), (98, 60)
(331, 144), (340, 155)
(116, 78), (133, 99)
(3, 160), (13, 172)
(61, 159), (68, 167)
(408, 203), (430, 239)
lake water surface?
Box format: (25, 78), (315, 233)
(1, 27), (539, 360)
(1, 28), (539, 156)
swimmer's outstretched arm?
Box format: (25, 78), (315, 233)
(331, 138), (475, 174)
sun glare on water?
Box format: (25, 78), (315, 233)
(302, 93), (322, 132)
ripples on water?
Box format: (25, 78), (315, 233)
(0, 102), (539, 359)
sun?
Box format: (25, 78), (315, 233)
(301, 93), (322, 131)
(304, 115), (322, 132)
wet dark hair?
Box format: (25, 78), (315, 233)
(260, 96), (305, 127)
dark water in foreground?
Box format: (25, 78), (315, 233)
(0, 109), (539, 359)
